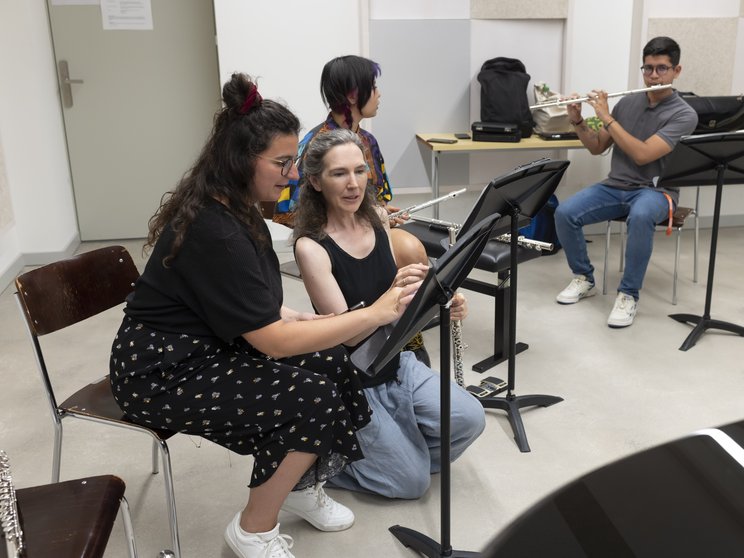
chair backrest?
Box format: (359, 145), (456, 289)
(0, 450), (24, 557)
(15, 246), (139, 337)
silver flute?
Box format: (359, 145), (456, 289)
(388, 188), (467, 220)
(529, 84), (672, 110)
(496, 233), (554, 252)
(448, 226), (466, 388)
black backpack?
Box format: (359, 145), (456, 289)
(477, 57), (533, 138)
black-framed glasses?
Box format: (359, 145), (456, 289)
(258, 155), (298, 177)
(640, 64), (675, 76)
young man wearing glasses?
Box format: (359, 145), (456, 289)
(554, 36), (698, 327)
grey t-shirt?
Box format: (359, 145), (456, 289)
(604, 90), (698, 204)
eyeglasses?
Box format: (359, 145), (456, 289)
(258, 155), (298, 177)
(640, 64), (675, 76)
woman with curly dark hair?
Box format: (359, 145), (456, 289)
(109, 73), (416, 558)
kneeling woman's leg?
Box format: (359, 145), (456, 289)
(399, 352), (486, 473)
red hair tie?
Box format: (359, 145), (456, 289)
(240, 86), (263, 114)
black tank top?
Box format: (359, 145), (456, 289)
(318, 225), (399, 386)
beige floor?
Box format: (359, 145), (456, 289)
(1, 199), (743, 557)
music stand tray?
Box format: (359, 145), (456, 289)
(657, 131), (744, 350)
(355, 214), (500, 558)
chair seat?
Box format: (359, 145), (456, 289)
(611, 205), (694, 229)
(60, 375), (176, 442)
(16, 475), (125, 558)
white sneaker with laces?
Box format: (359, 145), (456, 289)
(556, 275), (596, 304)
(280, 482), (354, 532)
(607, 293), (638, 328)
(224, 514), (294, 558)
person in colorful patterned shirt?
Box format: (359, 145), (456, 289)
(274, 54), (431, 361)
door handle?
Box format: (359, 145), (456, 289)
(58, 60), (84, 108)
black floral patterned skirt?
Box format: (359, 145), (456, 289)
(109, 317), (371, 488)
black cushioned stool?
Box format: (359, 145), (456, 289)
(401, 219), (542, 372)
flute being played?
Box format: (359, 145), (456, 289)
(388, 188), (467, 220)
(529, 84), (672, 110)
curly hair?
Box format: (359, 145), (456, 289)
(146, 73), (300, 265)
(292, 128), (382, 242)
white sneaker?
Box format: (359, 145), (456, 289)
(224, 514), (294, 558)
(556, 275), (596, 304)
(607, 293), (637, 328)
(280, 482), (354, 532)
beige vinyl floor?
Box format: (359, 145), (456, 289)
(1, 194), (743, 557)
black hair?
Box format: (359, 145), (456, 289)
(643, 36), (682, 66)
(320, 55), (381, 127)
(147, 73), (300, 264)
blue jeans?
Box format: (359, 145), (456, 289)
(326, 351), (485, 499)
(554, 184), (671, 300)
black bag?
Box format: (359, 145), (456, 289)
(477, 57), (533, 138)
(518, 194), (562, 255)
(680, 93), (744, 134)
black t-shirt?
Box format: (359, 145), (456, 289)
(125, 199), (283, 344)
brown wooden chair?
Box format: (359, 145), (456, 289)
(13, 246), (181, 557)
(1, 450), (137, 557)
(602, 203), (698, 305)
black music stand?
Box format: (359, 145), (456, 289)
(461, 159), (569, 453)
(657, 131), (744, 350)
(356, 214), (501, 558)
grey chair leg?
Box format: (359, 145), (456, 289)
(152, 439), (159, 475)
(694, 186), (700, 283)
(673, 227), (681, 305)
(52, 420), (63, 483)
(158, 441), (181, 558)
(619, 221), (625, 272)
(603, 220), (612, 295)
(119, 495), (139, 558)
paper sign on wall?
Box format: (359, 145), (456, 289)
(101, 0), (153, 30)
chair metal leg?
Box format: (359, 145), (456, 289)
(603, 220), (612, 295)
(619, 221), (625, 272)
(119, 496), (139, 558)
(52, 419), (63, 483)
(693, 186), (700, 283)
(673, 228), (681, 305)
(158, 440), (181, 558)
(152, 439), (160, 475)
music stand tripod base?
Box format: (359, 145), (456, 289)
(669, 313), (744, 351)
(389, 525), (481, 558)
(478, 393), (564, 453)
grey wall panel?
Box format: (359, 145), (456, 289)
(370, 19), (471, 191)
(648, 18), (738, 95)
(471, 0), (568, 20)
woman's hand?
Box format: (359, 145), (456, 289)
(384, 203), (408, 227)
(450, 292), (468, 321)
(393, 263), (429, 288)
(370, 280), (420, 325)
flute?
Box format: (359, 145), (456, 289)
(529, 84), (672, 110)
(495, 233), (554, 252)
(388, 188), (467, 220)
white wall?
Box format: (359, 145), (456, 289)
(214, 0), (365, 137)
(0, 1), (79, 289)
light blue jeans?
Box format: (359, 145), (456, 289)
(327, 351), (486, 499)
(554, 184), (671, 300)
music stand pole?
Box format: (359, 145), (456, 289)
(476, 206), (563, 453)
(661, 133), (744, 350)
(670, 163), (744, 349)
(389, 303), (479, 557)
